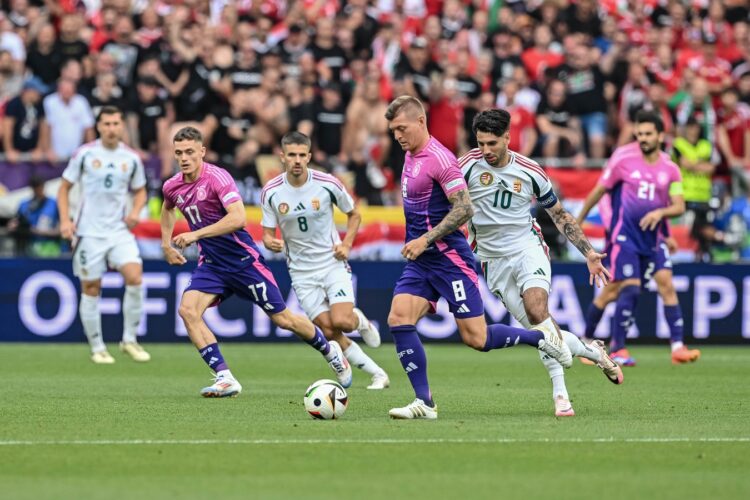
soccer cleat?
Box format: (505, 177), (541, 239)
(119, 342), (151, 362)
(591, 340), (624, 384)
(554, 396), (575, 417)
(532, 323), (573, 368)
(327, 340), (353, 388)
(579, 338), (596, 365)
(610, 348), (636, 367)
(671, 346), (701, 364)
(355, 308), (381, 347)
(367, 371), (390, 390)
(91, 350), (115, 364)
(389, 398), (438, 420)
(200, 375), (242, 398)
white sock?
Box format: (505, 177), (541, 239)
(216, 369), (234, 379)
(353, 308), (368, 331)
(562, 330), (601, 362)
(122, 285), (143, 344)
(344, 341), (383, 376)
(671, 341), (684, 352)
(538, 349), (568, 400)
(80, 294), (105, 353)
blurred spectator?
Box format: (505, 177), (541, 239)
(716, 87), (750, 196)
(0, 49), (23, 102)
(208, 91), (255, 171)
(2, 77), (48, 162)
(57, 14), (89, 64)
(674, 77), (716, 141)
(672, 118), (717, 262)
(128, 77), (169, 156)
(313, 81), (346, 168)
(521, 24), (563, 83)
(85, 72), (126, 118)
(25, 24), (61, 87)
(616, 62), (651, 146)
(394, 36), (440, 101)
(428, 76), (464, 154)
(647, 44), (682, 95)
(500, 79), (537, 158)
(7, 176), (60, 258)
(43, 78), (95, 160)
(284, 78), (315, 137)
(685, 32), (732, 95)
(490, 28), (524, 91)
(247, 67), (289, 155)
(0, 11), (25, 72)
(229, 39), (263, 91)
(309, 18), (348, 82)
(555, 44), (608, 159)
(496, 66), (540, 113)
(100, 16), (140, 89)
(535, 79), (582, 159)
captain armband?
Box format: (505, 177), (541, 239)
(536, 189), (558, 209)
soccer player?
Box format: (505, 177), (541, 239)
(576, 110), (700, 365)
(57, 105), (150, 364)
(161, 127), (351, 397)
(384, 96), (573, 420)
(260, 131), (390, 390)
(459, 109), (623, 417)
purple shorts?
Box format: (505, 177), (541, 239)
(394, 250), (484, 319)
(604, 241), (672, 284)
(185, 260), (287, 314)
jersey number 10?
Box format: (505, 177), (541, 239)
(637, 181), (656, 201)
(492, 190), (513, 209)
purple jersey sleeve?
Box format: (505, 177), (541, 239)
(600, 155), (623, 190)
(431, 154), (467, 198)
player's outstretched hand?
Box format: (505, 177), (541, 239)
(60, 220), (76, 240)
(639, 209), (663, 231)
(123, 213), (139, 229)
(333, 243), (351, 261)
(267, 238), (284, 253)
(163, 245), (187, 265)
(586, 250), (611, 288)
(172, 231), (198, 249)
(401, 235), (429, 261)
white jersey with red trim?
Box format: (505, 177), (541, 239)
(260, 169), (355, 273)
(62, 140), (147, 237)
(459, 148), (555, 258)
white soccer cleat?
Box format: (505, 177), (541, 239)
(91, 350), (115, 364)
(367, 371), (390, 390)
(120, 342), (151, 362)
(591, 340), (624, 385)
(200, 375), (242, 398)
(327, 340), (353, 388)
(533, 323), (573, 368)
(554, 396), (575, 417)
(355, 308), (381, 347)
(389, 398), (438, 419)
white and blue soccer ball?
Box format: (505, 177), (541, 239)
(303, 379), (348, 420)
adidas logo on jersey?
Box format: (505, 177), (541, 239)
(533, 268), (546, 276)
(630, 170), (642, 179)
(294, 202), (305, 211)
(334, 289), (347, 297)
(457, 303), (471, 313)
(176, 195), (184, 205)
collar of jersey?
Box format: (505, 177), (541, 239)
(283, 169), (312, 189)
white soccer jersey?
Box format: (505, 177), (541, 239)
(260, 169), (355, 273)
(62, 140), (147, 237)
(459, 148), (557, 258)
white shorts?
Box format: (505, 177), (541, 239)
(481, 245), (551, 329)
(291, 263), (355, 321)
(72, 231), (142, 281)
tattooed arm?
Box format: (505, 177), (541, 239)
(401, 188), (474, 260)
(546, 200), (611, 287)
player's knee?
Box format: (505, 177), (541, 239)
(82, 282), (101, 296)
(178, 303), (200, 324)
(331, 313), (357, 332)
(526, 308), (548, 326)
(387, 312), (408, 328)
(271, 312), (296, 331)
(463, 332), (486, 351)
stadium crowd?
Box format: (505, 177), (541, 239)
(1, 0), (750, 260)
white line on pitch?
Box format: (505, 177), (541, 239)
(0, 437), (749, 446)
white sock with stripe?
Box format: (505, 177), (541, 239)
(80, 294), (106, 353)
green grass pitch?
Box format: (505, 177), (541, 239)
(1, 343), (749, 499)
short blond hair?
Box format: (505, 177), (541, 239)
(385, 95), (426, 121)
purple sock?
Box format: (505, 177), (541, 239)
(584, 303), (604, 340)
(611, 285), (639, 352)
(305, 327), (331, 356)
(391, 325), (433, 406)
(199, 343), (228, 372)
(664, 304), (684, 344)
(483, 323), (544, 351)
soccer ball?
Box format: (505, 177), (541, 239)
(303, 379), (348, 420)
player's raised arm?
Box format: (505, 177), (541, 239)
(160, 202), (186, 265)
(172, 200), (246, 249)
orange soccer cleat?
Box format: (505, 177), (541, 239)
(610, 348), (636, 367)
(671, 346), (701, 364)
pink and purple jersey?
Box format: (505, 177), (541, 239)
(600, 143), (682, 254)
(163, 162), (261, 269)
(402, 136), (469, 257)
